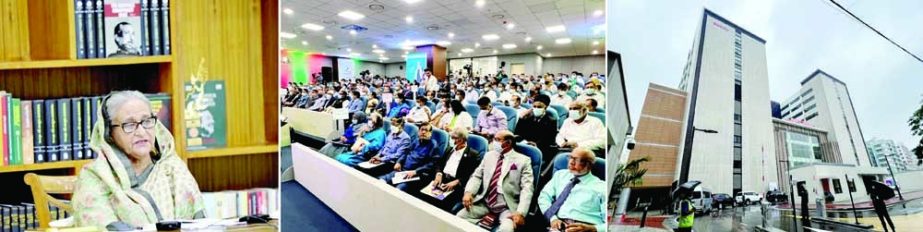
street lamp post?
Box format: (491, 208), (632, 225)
(778, 159), (797, 231)
(882, 155), (904, 201)
(678, 126), (718, 184)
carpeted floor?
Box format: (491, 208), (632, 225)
(281, 180), (358, 232)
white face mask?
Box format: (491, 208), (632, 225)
(490, 141), (503, 153)
(569, 110), (582, 120)
(391, 125), (401, 133)
(352, 119), (359, 124)
(533, 108), (545, 117)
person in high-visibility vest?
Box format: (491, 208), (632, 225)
(676, 197), (695, 232)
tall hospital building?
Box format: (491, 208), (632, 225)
(674, 9), (778, 195)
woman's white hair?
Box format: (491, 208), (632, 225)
(105, 90), (152, 121)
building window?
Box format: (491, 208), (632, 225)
(733, 174), (742, 189)
(735, 123), (742, 135)
(734, 135), (742, 145)
(734, 114), (742, 123)
(734, 160), (741, 168)
(792, 112), (804, 119)
(735, 83), (742, 101)
(801, 89), (814, 97)
(833, 179), (843, 194)
(806, 112), (819, 121)
(735, 147), (742, 160)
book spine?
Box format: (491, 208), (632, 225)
(89, 97), (100, 159)
(44, 100), (59, 162)
(151, 0), (161, 55)
(32, 100), (45, 163)
(1, 205), (9, 232)
(140, 0), (149, 56)
(72, 98), (83, 160)
(11, 99), (21, 166)
(58, 100), (71, 161)
(21, 204), (34, 230)
(161, 0), (170, 55)
(85, 0), (96, 59)
(1, 94), (8, 166)
(75, 0), (86, 59)
(15, 205), (25, 232)
(82, 98), (91, 159)
(21, 101), (33, 165)
(95, 0), (105, 58)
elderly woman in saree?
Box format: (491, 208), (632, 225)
(72, 90), (204, 230)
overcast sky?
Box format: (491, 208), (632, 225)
(608, 0), (923, 151)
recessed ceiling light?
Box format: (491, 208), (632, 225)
(380, 57), (390, 60)
(475, 0), (485, 8)
(283, 8), (293, 15)
(546, 53), (551, 57)
(592, 50), (598, 54)
(404, 0), (422, 4)
(404, 51), (409, 54)
(346, 48), (352, 52)
(536, 45), (543, 50)
(301, 41), (308, 45)
(493, 50), (498, 54)
(405, 16), (414, 24)
(350, 30), (357, 35)
(593, 10), (603, 17)
(524, 37), (532, 42)
(401, 54), (407, 58)
(301, 23), (324, 31)
(350, 53), (361, 57)
(448, 32), (455, 38)
(502, 43), (517, 49)
(326, 35), (333, 40)
(482, 34), (499, 41)
(475, 42), (481, 48)
(373, 44), (378, 48)
(280, 32), (296, 39)
(338, 10), (365, 21)
(437, 41), (452, 46)
(592, 40), (599, 45)
(546, 25), (566, 33)
(458, 53), (463, 57)
(555, 38), (572, 44)
(461, 48), (474, 53)
(373, 49), (385, 54)
(506, 23), (515, 30)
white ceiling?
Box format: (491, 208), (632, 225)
(281, 0), (606, 63)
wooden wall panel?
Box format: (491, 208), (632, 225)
(261, 0), (279, 143)
(172, 0), (269, 149)
(187, 153), (279, 192)
(27, 0), (74, 60)
(0, 0), (31, 61)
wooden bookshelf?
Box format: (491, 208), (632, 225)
(0, 0), (280, 203)
(0, 160), (91, 174)
(0, 56), (173, 71)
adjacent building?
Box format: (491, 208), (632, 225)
(780, 70), (872, 167)
(867, 138), (916, 172)
(675, 9), (777, 195)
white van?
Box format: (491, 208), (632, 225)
(683, 186), (713, 214)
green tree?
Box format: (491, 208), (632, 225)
(611, 156), (649, 194)
(910, 97), (923, 165)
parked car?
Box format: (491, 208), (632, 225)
(689, 186), (713, 214)
(711, 193), (734, 208)
(734, 191), (762, 206)
(766, 190), (788, 204)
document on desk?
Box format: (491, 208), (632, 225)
(391, 171), (421, 184)
(358, 160), (383, 169)
(419, 181), (454, 200)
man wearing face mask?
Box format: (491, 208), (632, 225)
(334, 113), (388, 165)
(465, 86), (480, 104)
(458, 130), (533, 232)
(387, 94), (412, 118)
(346, 90), (366, 115)
(307, 90), (332, 111)
(378, 123), (438, 192)
(576, 80), (606, 107)
(474, 97), (508, 139)
(551, 83), (574, 107)
(514, 94), (558, 164)
(538, 148), (606, 232)
(426, 128), (480, 212)
(509, 95), (529, 118)
(336, 117), (411, 171)
(405, 96), (432, 125)
(556, 101), (605, 152)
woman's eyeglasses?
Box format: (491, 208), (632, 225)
(112, 116), (157, 133)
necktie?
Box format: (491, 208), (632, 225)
(544, 176), (581, 221)
(485, 154), (505, 207)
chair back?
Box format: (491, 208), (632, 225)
(24, 173), (77, 229)
(495, 106), (518, 131)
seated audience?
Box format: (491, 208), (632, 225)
(334, 116), (407, 168)
(318, 112), (369, 157)
(379, 123), (438, 191)
(538, 148), (605, 232)
(436, 100), (474, 132)
(406, 96), (432, 125)
(514, 94), (558, 164)
(458, 130), (533, 232)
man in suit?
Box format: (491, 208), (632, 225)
(424, 128), (480, 212)
(458, 130), (534, 232)
(538, 148), (606, 232)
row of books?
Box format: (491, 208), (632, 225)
(202, 188), (278, 220)
(74, 0), (171, 59)
(0, 203), (68, 232)
(0, 93), (171, 167)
